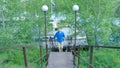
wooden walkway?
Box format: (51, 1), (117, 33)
(47, 52), (74, 68)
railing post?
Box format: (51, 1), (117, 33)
(39, 45), (43, 68)
(23, 47), (28, 68)
(73, 11), (77, 65)
(51, 39), (54, 47)
(78, 45), (80, 68)
(49, 37), (54, 50)
(44, 10), (48, 66)
(89, 46), (93, 68)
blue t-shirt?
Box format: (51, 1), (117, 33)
(54, 31), (65, 43)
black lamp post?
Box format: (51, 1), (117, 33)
(42, 5), (48, 57)
(73, 4), (79, 64)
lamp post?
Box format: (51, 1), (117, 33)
(73, 5), (79, 65)
(42, 5), (48, 59)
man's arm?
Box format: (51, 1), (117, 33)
(53, 32), (57, 39)
(63, 32), (65, 39)
(63, 32), (65, 37)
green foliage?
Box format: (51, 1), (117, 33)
(93, 49), (120, 68)
(0, 45), (46, 68)
(0, 29), (14, 47)
(0, 0), (119, 46)
(75, 48), (120, 68)
(0, 0), (120, 68)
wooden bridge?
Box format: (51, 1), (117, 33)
(0, 39), (120, 68)
(47, 52), (74, 68)
(46, 39), (87, 68)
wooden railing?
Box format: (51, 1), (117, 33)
(0, 44), (49, 68)
(1, 39), (120, 68)
(72, 45), (120, 68)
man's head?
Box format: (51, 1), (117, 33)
(55, 28), (61, 31)
(58, 28), (60, 31)
(55, 28), (58, 31)
(58, 28), (62, 32)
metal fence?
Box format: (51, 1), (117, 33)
(73, 45), (120, 68)
(0, 44), (49, 68)
(0, 39), (120, 68)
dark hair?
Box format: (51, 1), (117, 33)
(55, 28), (59, 31)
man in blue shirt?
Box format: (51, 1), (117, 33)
(54, 28), (65, 52)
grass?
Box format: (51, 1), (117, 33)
(0, 45), (47, 68)
(75, 48), (120, 68)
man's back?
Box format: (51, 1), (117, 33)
(54, 31), (65, 43)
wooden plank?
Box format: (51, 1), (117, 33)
(47, 52), (74, 68)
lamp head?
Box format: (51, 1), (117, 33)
(42, 5), (48, 12)
(73, 5), (79, 12)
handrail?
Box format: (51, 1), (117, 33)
(0, 43), (49, 68)
(28, 53), (48, 68)
(1, 45), (120, 50)
(0, 43), (39, 50)
(80, 45), (120, 49)
(72, 45), (120, 68)
(1, 42), (120, 68)
(73, 51), (94, 68)
(31, 54), (48, 64)
(0, 46), (23, 50)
